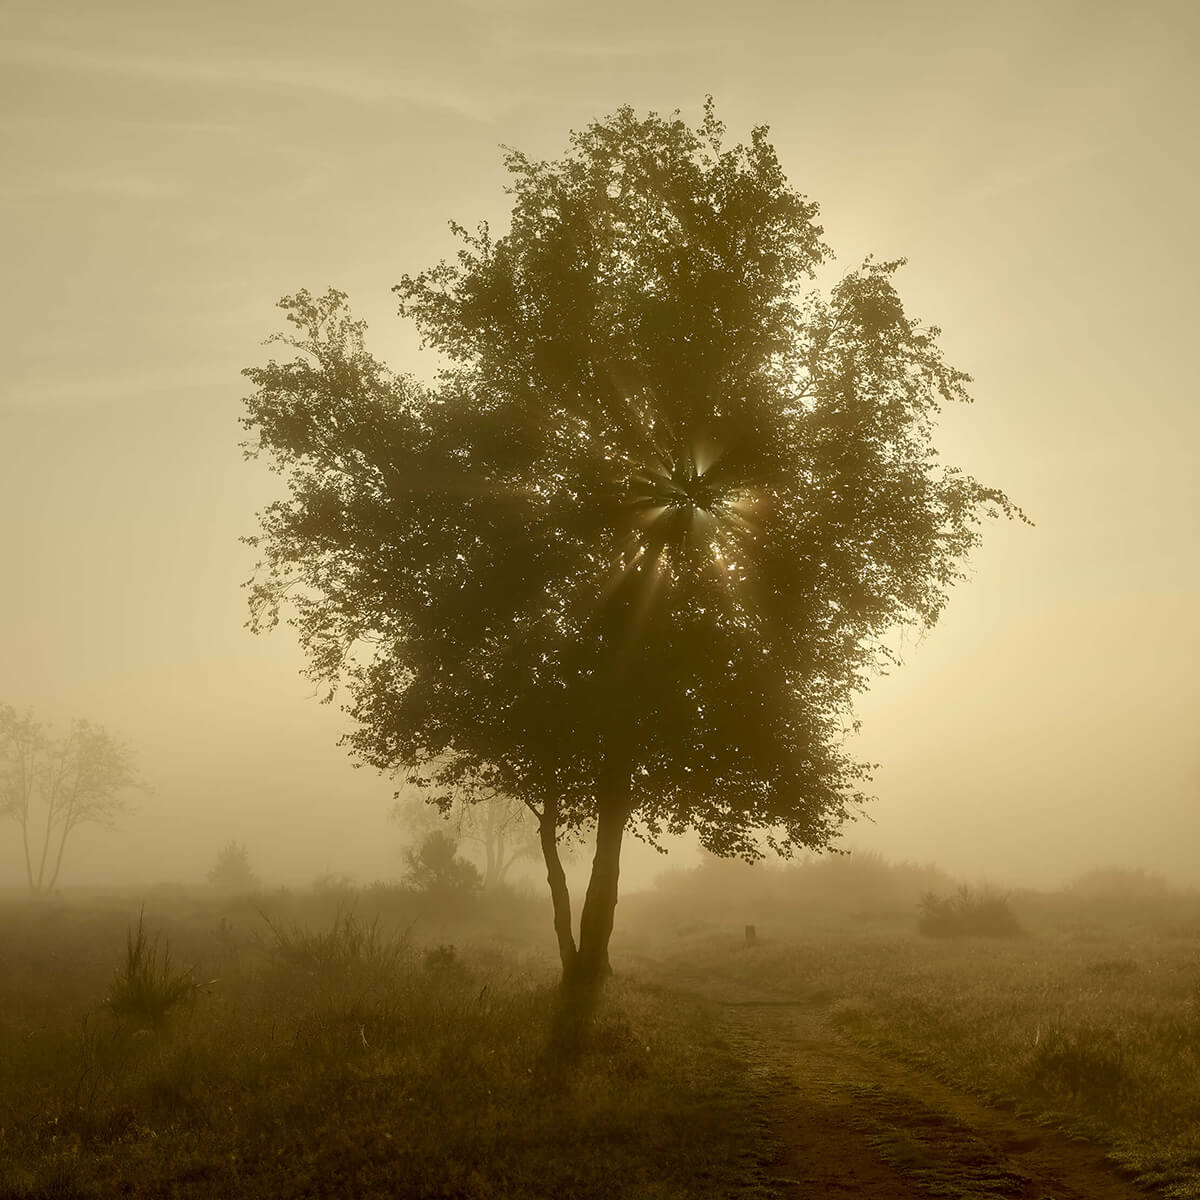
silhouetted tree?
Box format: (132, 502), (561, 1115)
(206, 840), (261, 893)
(242, 100), (1021, 1012)
(0, 705), (143, 894)
(404, 830), (483, 898)
(391, 785), (539, 889)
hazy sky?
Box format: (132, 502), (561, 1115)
(3, 0), (1198, 890)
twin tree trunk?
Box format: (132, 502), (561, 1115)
(540, 761), (631, 1016)
(21, 810), (73, 896)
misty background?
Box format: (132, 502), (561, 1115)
(3, 0), (1198, 891)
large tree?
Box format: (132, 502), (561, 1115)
(0, 706), (143, 894)
(242, 101), (1020, 1007)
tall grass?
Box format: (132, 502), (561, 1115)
(104, 911), (203, 1030)
(0, 887), (774, 1200)
(257, 907), (409, 987)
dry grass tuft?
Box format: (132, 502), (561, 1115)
(104, 911), (203, 1031)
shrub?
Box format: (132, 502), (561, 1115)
(917, 886), (1023, 938)
(259, 909), (408, 985)
(423, 943), (463, 975)
(206, 841), (260, 893)
(105, 912), (202, 1030)
(1067, 866), (1169, 901)
(404, 831), (483, 900)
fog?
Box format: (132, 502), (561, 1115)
(3, 0), (1199, 895)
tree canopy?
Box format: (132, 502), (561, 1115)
(242, 101), (1020, 992)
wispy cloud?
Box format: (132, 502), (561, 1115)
(490, 28), (659, 58)
(0, 170), (179, 201)
(1, 362), (239, 411)
(0, 39), (496, 122)
(963, 143), (1109, 205)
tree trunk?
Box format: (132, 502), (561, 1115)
(486, 805), (506, 890)
(564, 761), (631, 1012)
(19, 815), (34, 894)
(35, 789), (55, 892)
(483, 821), (498, 890)
(48, 815), (73, 892)
(538, 797), (577, 977)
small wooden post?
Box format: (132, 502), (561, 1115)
(744, 924), (757, 947)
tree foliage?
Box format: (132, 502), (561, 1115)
(0, 705), (143, 894)
(242, 101), (1021, 992)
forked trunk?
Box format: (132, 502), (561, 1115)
(47, 817), (72, 893)
(562, 762), (631, 1014)
(536, 756), (632, 1056)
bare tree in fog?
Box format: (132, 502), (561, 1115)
(242, 101), (1021, 1018)
(0, 705), (143, 894)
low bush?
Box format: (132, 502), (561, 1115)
(257, 908), (408, 988)
(1067, 866), (1169, 901)
(422, 942), (461, 974)
(917, 886), (1023, 938)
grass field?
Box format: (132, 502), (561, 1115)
(7, 860), (1200, 1198)
(631, 864), (1200, 1199)
(0, 885), (775, 1200)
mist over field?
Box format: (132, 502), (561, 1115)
(3, 2), (1200, 1197)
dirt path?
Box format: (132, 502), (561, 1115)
(638, 963), (1151, 1200)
